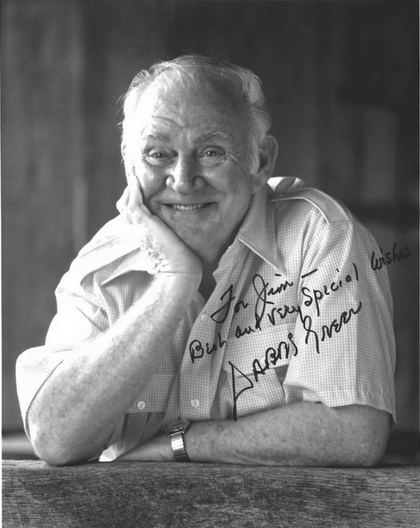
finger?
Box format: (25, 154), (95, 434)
(127, 176), (142, 209)
(125, 164), (137, 188)
(116, 187), (129, 214)
(125, 166), (143, 209)
(128, 180), (153, 222)
(117, 185), (144, 225)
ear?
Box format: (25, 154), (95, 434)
(252, 135), (279, 192)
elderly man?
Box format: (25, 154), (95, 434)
(16, 55), (395, 466)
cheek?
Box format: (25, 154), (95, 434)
(225, 179), (255, 218)
(206, 160), (251, 189)
(134, 165), (165, 202)
(219, 170), (254, 203)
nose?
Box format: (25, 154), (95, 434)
(166, 155), (204, 193)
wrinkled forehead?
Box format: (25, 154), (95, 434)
(134, 72), (249, 132)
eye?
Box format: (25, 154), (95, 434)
(204, 148), (224, 157)
(204, 149), (219, 157)
(151, 151), (166, 159)
(200, 147), (226, 165)
(144, 149), (173, 167)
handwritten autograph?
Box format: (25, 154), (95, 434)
(228, 300), (362, 420)
(371, 242), (410, 271)
(190, 262), (360, 362)
(188, 242), (409, 420)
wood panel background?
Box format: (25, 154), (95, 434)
(2, 0), (418, 434)
(2, 0), (85, 430)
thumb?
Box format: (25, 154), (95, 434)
(116, 186), (129, 214)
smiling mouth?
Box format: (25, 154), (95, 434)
(164, 203), (214, 211)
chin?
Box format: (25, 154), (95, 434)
(176, 230), (218, 260)
(178, 233), (208, 253)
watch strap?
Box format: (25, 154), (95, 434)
(169, 431), (189, 461)
(166, 420), (191, 462)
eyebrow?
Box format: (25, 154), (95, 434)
(141, 133), (171, 142)
(141, 130), (233, 144)
(195, 131), (233, 143)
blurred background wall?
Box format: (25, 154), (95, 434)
(2, 0), (418, 442)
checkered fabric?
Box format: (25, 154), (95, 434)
(16, 177), (396, 461)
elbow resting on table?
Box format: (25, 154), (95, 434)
(334, 406), (392, 467)
(27, 415), (103, 466)
(353, 439), (388, 467)
(29, 429), (92, 466)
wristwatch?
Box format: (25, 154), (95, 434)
(165, 419), (191, 461)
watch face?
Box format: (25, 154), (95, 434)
(166, 419), (191, 435)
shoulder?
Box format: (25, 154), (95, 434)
(268, 177), (353, 227)
(77, 216), (131, 257)
(57, 215), (146, 293)
(266, 178), (379, 269)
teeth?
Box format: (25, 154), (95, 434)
(170, 204), (206, 211)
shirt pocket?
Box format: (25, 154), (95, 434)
(222, 323), (295, 418)
(127, 374), (175, 414)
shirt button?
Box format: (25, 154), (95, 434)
(191, 399), (200, 408)
(137, 401), (146, 410)
(200, 313), (208, 321)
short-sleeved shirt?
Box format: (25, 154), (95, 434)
(16, 177), (396, 461)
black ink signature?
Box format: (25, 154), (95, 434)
(208, 274), (294, 342)
(299, 300), (363, 354)
(210, 284), (249, 324)
(251, 333), (298, 382)
(191, 265), (361, 364)
(189, 332), (227, 363)
(229, 300), (363, 419)
(228, 361), (254, 421)
(252, 273), (294, 329)
(266, 302), (301, 325)
(371, 242), (410, 271)
(301, 263), (359, 317)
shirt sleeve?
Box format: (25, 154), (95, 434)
(15, 215), (149, 435)
(283, 211), (396, 422)
(15, 277), (108, 435)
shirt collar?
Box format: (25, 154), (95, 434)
(235, 180), (279, 270)
(77, 178), (292, 286)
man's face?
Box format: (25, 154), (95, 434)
(127, 79), (264, 263)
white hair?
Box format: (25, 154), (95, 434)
(120, 54), (271, 172)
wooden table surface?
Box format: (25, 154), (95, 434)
(3, 459), (420, 527)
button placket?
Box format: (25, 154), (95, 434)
(180, 247), (247, 420)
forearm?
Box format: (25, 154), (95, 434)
(185, 403), (390, 466)
(27, 273), (199, 465)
